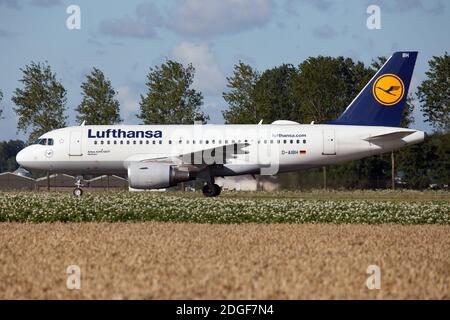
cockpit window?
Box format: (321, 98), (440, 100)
(36, 138), (47, 145)
(33, 138), (53, 146)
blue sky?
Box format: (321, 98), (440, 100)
(0, 0), (449, 141)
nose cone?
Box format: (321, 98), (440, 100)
(16, 148), (29, 167)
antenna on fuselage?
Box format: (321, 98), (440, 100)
(80, 121), (86, 126)
(258, 119), (263, 125)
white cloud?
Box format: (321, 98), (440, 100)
(167, 0), (273, 37)
(171, 42), (226, 96)
(298, 0), (334, 12)
(98, 0), (273, 39)
(0, 0), (19, 8)
(369, 0), (445, 15)
(0, 29), (18, 37)
(99, 2), (162, 39)
(100, 15), (157, 39)
(30, 0), (62, 7)
(312, 24), (338, 39)
(117, 86), (139, 121)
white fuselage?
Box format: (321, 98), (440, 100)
(16, 124), (424, 177)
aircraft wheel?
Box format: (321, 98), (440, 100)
(73, 187), (83, 197)
(213, 184), (222, 196)
(202, 184), (221, 197)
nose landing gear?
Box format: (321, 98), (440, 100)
(73, 187), (83, 197)
(73, 176), (84, 197)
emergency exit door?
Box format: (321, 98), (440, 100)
(69, 131), (83, 156)
(322, 129), (336, 155)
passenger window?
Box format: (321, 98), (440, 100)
(169, 140), (172, 144)
(303, 139), (306, 144)
(159, 140), (162, 144)
(107, 141), (110, 145)
(290, 140), (293, 144)
(47, 139), (54, 146)
(277, 140), (280, 144)
(100, 141), (104, 145)
(126, 141), (130, 145)
(206, 140), (209, 144)
(120, 141), (123, 145)
(133, 141), (136, 145)
(94, 141), (97, 145)
(283, 140), (287, 144)
(296, 139), (300, 144)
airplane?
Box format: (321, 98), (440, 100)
(16, 51), (424, 197)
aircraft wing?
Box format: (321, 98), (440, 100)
(140, 142), (250, 167)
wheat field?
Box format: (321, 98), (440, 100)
(1, 222), (449, 299)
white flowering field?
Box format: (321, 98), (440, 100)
(0, 191), (449, 224)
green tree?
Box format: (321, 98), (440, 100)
(0, 140), (25, 172)
(253, 64), (299, 123)
(292, 55), (414, 126)
(397, 133), (450, 188)
(329, 154), (391, 189)
(76, 67), (122, 125)
(417, 52), (450, 132)
(138, 60), (208, 124)
(12, 61), (67, 142)
(370, 56), (387, 70)
(222, 61), (260, 124)
(292, 56), (367, 124)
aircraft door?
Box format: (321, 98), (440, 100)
(322, 129), (336, 155)
(69, 131), (83, 156)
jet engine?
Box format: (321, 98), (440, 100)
(128, 162), (192, 189)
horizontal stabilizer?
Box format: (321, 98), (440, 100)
(364, 131), (414, 142)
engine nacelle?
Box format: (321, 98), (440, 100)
(128, 162), (191, 189)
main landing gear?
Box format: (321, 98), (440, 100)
(197, 169), (221, 197)
(73, 176), (84, 197)
(202, 183), (222, 197)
